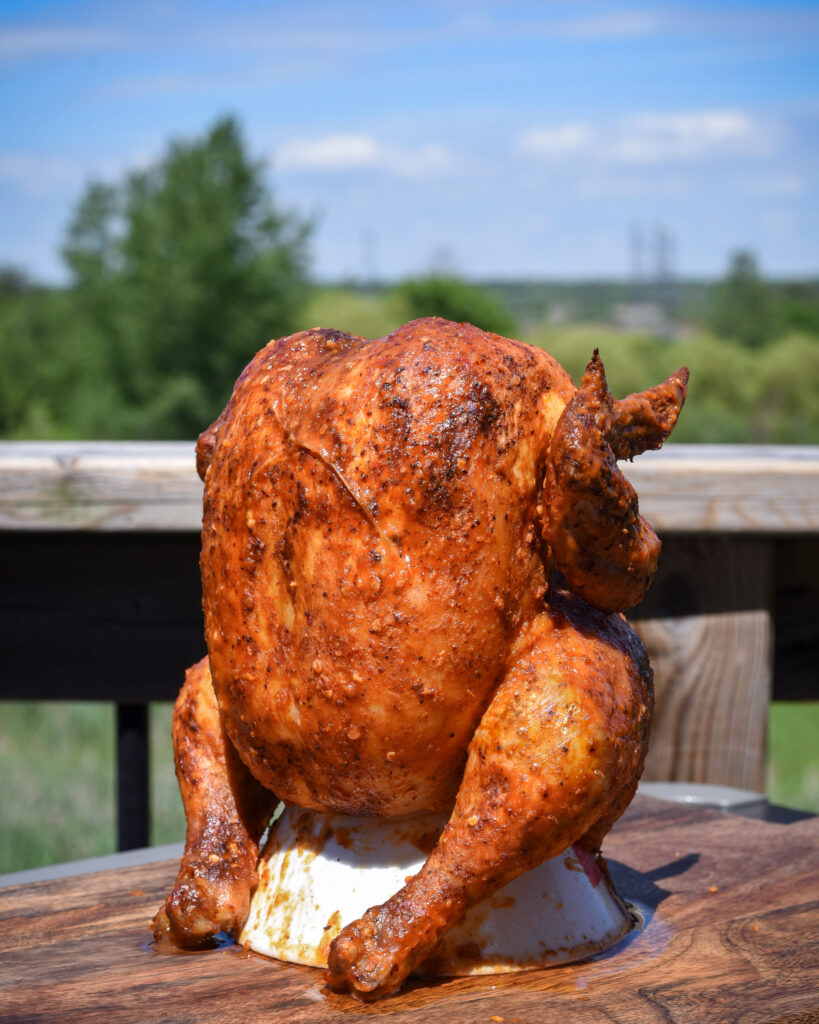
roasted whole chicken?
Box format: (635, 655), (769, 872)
(153, 317), (688, 999)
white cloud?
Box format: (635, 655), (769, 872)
(277, 134), (381, 171)
(500, 6), (819, 44)
(0, 145), (160, 197)
(275, 133), (454, 179)
(518, 109), (769, 168)
(611, 110), (763, 164)
(0, 26), (127, 61)
(554, 11), (663, 39)
(518, 123), (592, 158)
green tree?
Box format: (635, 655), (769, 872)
(771, 281), (819, 336)
(0, 265), (31, 297)
(750, 333), (819, 442)
(61, 116), (311, 437)
(708, 250), (774, 348)
(0, 286), (118, 438)
(394, 275), (516, 337)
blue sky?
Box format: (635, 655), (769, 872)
(2, 1), (818, 282)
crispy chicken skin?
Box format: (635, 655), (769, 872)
(326, 587), (653, 996)
(153, 317), (687, 997)
(152, 657), (275, 948)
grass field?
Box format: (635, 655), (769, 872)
(1, 700), (817, 875)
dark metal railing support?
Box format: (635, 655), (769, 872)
(116, 703), (150, 850)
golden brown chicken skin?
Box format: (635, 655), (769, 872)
(153, 317), (687, 997)
(199, 318), (578, 818)
(152, 657), (274, 948)
(326, 586), (653, 996)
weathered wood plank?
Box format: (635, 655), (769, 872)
(0, 442), (201, 532)
(1, 797), (816, 1023)
(624, 444), (819, 534)
(1, 442), (817, 533)
(630, 536), (773, 791)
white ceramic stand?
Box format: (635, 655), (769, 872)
(240, 805), (631, 976)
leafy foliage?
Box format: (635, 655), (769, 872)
(394, 275), (517, 337)
(708, 250), (775, 349)
(526, 324), (819, 444)
(0, 117), (311, 439)
(0, 287), (118, 438)
(771, 281), (819, 336)
(303, 287), (407, 341)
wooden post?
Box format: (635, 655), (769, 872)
(629, 536), (773, 792)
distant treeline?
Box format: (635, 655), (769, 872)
(347, 273), (819, 336)
(482, 277), (722, 326)
(7, 271), (819, 332)
(1, 116), (817, 443)
(490, 274), (819, 333)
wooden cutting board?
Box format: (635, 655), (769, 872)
(1, 797), (817, 1024)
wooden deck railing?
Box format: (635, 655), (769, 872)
(1, 442), (817, 849)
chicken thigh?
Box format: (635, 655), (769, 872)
(153, 317), (687, 998)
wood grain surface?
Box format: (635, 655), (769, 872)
(631, 537), (773, 791)
(0, 442), (201, 532)
(1, 797), (817, 1024)
(1, 442), (817, 534)
(623, 445), (819, 534)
